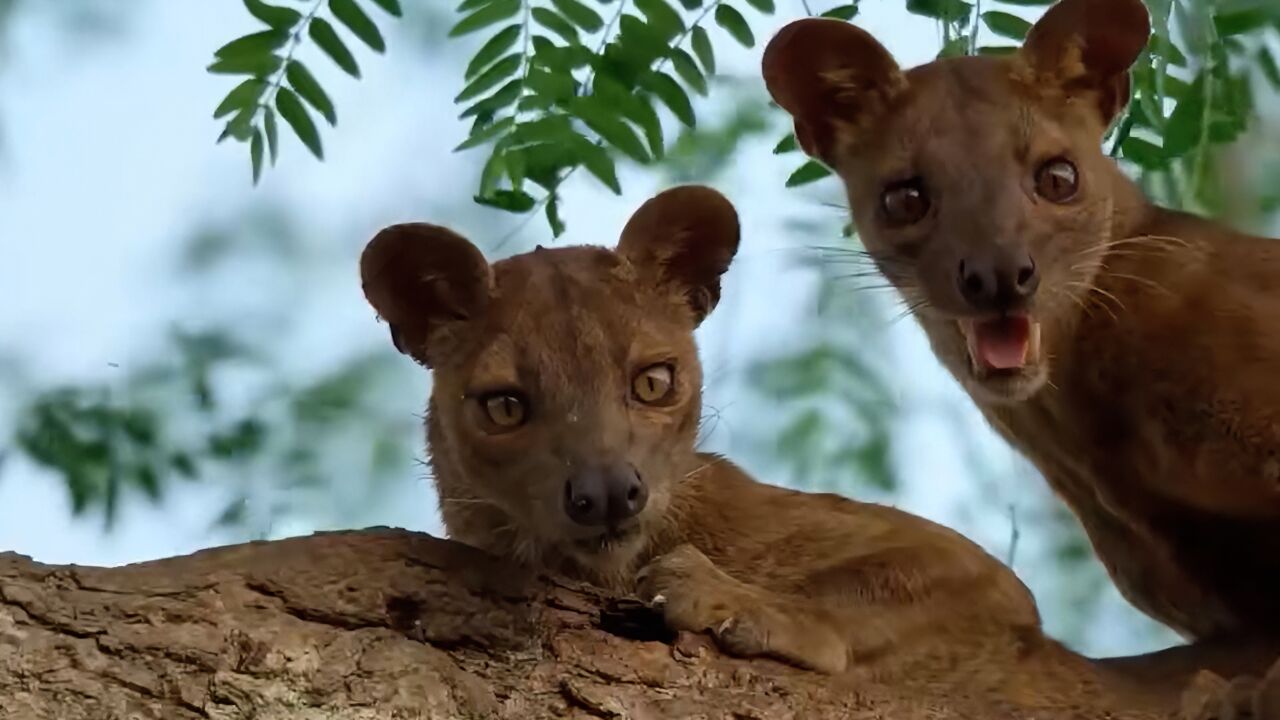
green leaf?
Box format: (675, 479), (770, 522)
(532, 8), (580, 44)
(310, 18), (362, 77)
(820, 4), (858, 20)
(615, 15), (672, 67)
(691, 25), (715, 74)
(670, 48), (707, 95)
(785, 160), (832, 187)
(213, 29), (290, 60)
(569, 97), (651, 163)
(526, 67), (577, 105)
(627, 99), (665, 159)
(1213, 8), (1274, 37)
(1149, 33), (1187, 67)
(213, 78), (267, 119)
(571, 137), (622, 193)
(546, 194), (566, 236)
(937, 36), (967, 58)
(515, 115), (576, 148)
(635, 0), (685, 38)
(454, 116), (516, 151)
(369, 0), (403, 16)
(331, 0), (387, 52)
(906, 0), (972, 23)
(286, 61), (337, 125)
(977, 45), (1017, 56)
(644, 71), (695, 127)
(460, 78), (521, 118)
(593, 72), (665, 157)
(772, 133), (797, 154)
(455, 53), (521, 103)
(714, 5), (754, 47)
(170, 452), (198, 479)
(676, 0), (701, 8)
(981, 10), (1030, 40)
(594, 75), (664, 158)
(744, 0), (775, 13)
(207, 54), (283, 76)
(276, 87), (324, 159)
(475, 189), (538, 212)
(1162, 74), (1205, 159)
(208, 418), (267, 460)
(264, 106), (280, 164)
(992, 0), (1052, 4)
(244, 0), (302, 29)
(550, 0), (604, 32)
(1258, 47), (1280, 90)
(467, 24), (522, 79)
(218, 107), (256, 143)
(251, 129), (265, 184)
(450, 0), (520, 37)
(1120, 136), (1165, 169)
(478, 150), (505, 195)
(457, 0), (497, 12)
(214, 497), (248, 527)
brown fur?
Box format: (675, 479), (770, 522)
(358, 186), (1262, 715)
(762, 0), (1280, 713)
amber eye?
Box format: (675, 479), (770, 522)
(480, 393), (526, 430)
(880, 180), (930, 226)
(1035, 158), (1079, 202)
(632, 363), (675, 405)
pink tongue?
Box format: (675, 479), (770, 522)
(975, 318), (1030, 370)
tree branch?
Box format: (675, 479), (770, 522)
(0, 528), (1185, 719)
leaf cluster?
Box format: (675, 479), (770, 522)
(211, 0), (402, 183)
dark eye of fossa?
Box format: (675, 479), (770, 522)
(632, 363), (676, 406)
(880, 178), (930, 226)
(473, 390), (528, 433)
(1035, 157), (1079, 203)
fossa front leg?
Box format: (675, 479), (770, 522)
(636, 543), (851, 673)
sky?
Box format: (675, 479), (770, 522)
(0, 0), (1196, 657)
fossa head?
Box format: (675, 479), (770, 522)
(360, 186), (740, 578)
(763, 0), (1151, 403)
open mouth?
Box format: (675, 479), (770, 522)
(958, 313), (1042, 375)
(572, 524), (640, 554)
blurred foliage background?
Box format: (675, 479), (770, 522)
(1, 0), (1278, 658)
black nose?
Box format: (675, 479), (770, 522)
(563, 464), (648, 526)
(957, 253), (1039, 312)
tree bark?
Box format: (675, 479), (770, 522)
(1, 528), (1173, 720)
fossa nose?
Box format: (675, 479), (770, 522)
(957, 251), (1039, 313)
(563, 462), (648, 526)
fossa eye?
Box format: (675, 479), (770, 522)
(479, 392), (527, 431)
(1035, 158), (1079, 202)
(632, 363), (675, 405)
(880, 180), (930, 226)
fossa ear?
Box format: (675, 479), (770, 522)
(360, 223), (491, 367)
(616, 185), (740, 326)
(762, 18), (906, 166)
(1016, 0), (1150, 125)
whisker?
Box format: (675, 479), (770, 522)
(685, 455), (729, 479)
(1107, 272), (1174, 297)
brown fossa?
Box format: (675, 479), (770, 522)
(763, 0), (1280, 712)
(359, 186), (1259, 716)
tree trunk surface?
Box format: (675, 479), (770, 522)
(1, 528), (1174, 719)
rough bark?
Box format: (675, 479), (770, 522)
(1, 528), (1168, 720)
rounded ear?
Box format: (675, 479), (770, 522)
(360, 223), (491, 368)
(616, 185), (740, 326)
(1015, 0), (1150, 124)
(762, 18), (906, 165)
